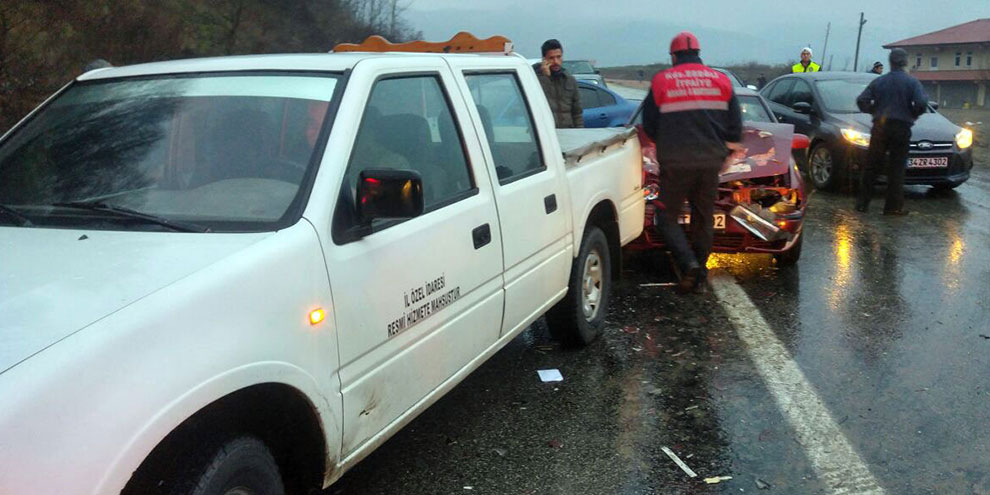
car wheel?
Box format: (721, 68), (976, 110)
(808, 144), (841, 191)
(174, 436), (285, 495)
(773, 233), (803, 267)
(547, 226), (612, 347)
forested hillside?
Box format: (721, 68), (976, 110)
(0, 0), (419, 132)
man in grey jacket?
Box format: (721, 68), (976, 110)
(855, 48), (929, 215)
(534, 39), (583, 128)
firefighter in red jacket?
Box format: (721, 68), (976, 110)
(643, 32), (743, 293)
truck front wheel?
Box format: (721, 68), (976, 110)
(170, 436), (285, 495)
(547, 226), (612, 347)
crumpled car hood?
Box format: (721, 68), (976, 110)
(0, 227), (267, 375)
(717, 122), (795, 182)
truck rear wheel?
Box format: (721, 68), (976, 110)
(547, 226), (612, 347)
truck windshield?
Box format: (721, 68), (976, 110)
(0, 73), (340, 232)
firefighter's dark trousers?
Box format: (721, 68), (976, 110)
(657, 161), (722, 277)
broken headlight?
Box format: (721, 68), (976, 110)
(643, 183), (660, 201)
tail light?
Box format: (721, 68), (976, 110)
(792, 133), (810, 150)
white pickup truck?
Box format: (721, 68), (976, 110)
(0, 47), (643, 494)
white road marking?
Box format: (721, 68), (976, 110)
(710, 275), (886, 495)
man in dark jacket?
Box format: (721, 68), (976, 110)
(534, 39), (583, 128)
(855, 48), (929, 215)
(643, 32), (742, 293)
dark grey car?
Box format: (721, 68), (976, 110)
(761, 72), (974, 191)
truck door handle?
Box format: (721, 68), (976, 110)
(544, 194), (558, 214)
(472, 224), (491, 249)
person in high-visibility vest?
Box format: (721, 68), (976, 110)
(792, 47), (820, 73)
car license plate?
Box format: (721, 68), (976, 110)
(677, 213), (726, 229)
(909, 157), (948, 168)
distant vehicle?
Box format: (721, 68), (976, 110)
(563, 60), (607, 87)
(761, 72), (974, 191)
(713, 67), (757, 90)
(578, 80), (638, 127)
(626, 87), (809, 266)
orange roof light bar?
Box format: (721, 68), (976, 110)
(333, 31), (513, 55)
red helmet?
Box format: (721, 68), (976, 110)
(669, 31), (700, 54)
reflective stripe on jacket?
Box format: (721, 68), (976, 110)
(642, 58), (742, 164)
(791, 61), (821, 73)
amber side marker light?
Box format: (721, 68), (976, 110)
(309, 308), (326, 325)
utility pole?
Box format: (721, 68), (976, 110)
(854, 12), (867, 72)
(821, 22), (831, 71)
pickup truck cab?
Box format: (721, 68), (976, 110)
(0, 38), (643, 494)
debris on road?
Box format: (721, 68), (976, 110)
(537, 369), (563, 382)
(661, 446), (697, 478)
(755, 478), (771, 490)
(548, 439), (563, 449)
(493, 448), (507, 457)
(640, 282), (677, 287)
(979, 334), (990, 340)
(623, 326), (639, 334)
(703, 476), (733, 484)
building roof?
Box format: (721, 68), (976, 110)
(884, 19), (990, 48)
(913, 70), (990, 82)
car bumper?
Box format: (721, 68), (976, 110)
(842, 145), (973, 187)
(626, 200), (804, 255)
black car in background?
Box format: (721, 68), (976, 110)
(761, 72), (974, 191)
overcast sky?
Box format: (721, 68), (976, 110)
(404, 0), (990, 69)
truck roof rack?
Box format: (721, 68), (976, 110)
(332, 31), (513, 55)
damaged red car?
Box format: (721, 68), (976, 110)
(626, 87), (809, 266)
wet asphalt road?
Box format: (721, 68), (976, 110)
(327, 141), (990, 493)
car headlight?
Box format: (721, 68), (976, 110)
(956, 128), (973, 149)
(643, 183), (660, 201)
(840, 128), (871, 147)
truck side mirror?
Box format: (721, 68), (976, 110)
(356, 169), (424, 228)
(792, 101), (813, 115)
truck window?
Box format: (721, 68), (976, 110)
(344, 75), (473, 207)
(464, 73), (545, 184)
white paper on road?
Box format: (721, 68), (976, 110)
(661, 446), (697, 478)
(537, 369), (563, 382)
